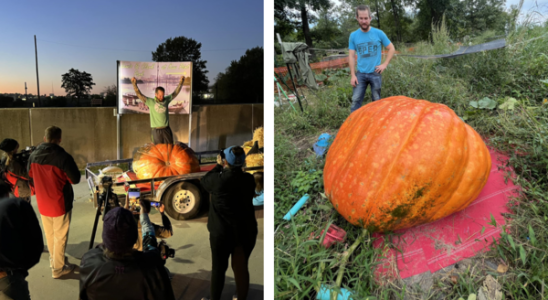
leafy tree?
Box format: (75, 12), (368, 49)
(212, 47), (263, 104)
(275, 0), (333, 50)
(413, 0), (453, 41)
(101, 84), (117, 106)
(61, 68), (96, 101)
(310, 8), (342, 48)
(152, 36), (209, 99)
(411, 0), (506, 41)
(461, 0), (506, 36)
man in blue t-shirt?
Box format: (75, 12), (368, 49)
(349, 5), (396, 113)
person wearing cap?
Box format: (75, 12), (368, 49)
(27, 126), (81, 279)
(201, 146), (258, 300)
(0, 183), (44, 300)
(79, 202), (175, 300)
(0, 138), (33, 203)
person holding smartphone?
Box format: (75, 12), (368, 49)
(79, 202), (174, 300)
(201, 146), (258, 300)
(125, 190), (173, 251)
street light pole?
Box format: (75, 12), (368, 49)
(34, 35), (41, 107)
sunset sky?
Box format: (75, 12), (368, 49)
(0, 0), (264, 95)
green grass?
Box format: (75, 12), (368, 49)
(274, 20), (548, 300)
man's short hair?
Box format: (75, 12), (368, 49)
(356, 5), (371, 18)
(45, 126), (62, 142)
(155, 87), (165, 94)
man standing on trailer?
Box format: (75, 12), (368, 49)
(349, 5), (395, 113)
(131, 75), (185, 144)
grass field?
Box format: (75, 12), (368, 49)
(274, 20), (548, 300)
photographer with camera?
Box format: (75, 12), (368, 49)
(201, 146), (258, 300)
(27, 126), (81, 279)
(123, 194), (173, 251)
(0, 138), (34, 203)
(0, 181), (44, 300)
(79, 200), (175, 300)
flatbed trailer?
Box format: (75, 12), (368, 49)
(85, 150), (263, 220)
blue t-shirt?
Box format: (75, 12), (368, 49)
(349, 28), (391, 73)
(253, 190), (264, 206)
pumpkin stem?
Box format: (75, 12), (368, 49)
(331, 228), (369, 300)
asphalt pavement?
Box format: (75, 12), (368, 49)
(25, 176), (264, 300)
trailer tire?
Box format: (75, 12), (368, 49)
(163, 181), (201, 220)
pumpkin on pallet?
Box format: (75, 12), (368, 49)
(133, 143), (200, 180)
(324, 96), (491, 233)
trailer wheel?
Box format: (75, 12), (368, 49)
(163, 181), (201, 220)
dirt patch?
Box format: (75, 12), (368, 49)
(400, 256), (508, 300)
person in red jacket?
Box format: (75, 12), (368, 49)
(28, 126), (81, 279)
(0, 138), (33, 203)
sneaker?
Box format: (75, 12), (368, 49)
(52, 263), (75, 279)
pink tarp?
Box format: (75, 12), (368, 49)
(372, 147), (520, 279)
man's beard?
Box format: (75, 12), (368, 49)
(360, 23), (370, 31)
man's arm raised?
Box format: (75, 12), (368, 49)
(131, 77), (148, 102)
(168, 76), (185, 100)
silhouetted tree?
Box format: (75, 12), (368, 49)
(212, 47), (263, 104)
(152, 36), (209, 99)
(61, 68), (96, 101)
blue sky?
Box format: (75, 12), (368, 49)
(0, 0), (263, 95)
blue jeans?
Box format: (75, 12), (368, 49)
(351, 72), (382, 113)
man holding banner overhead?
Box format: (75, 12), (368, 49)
(131, 75), (185, 144)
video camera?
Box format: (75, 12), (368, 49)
(14, 146), (35, 165)
(159, 240), (175, 260)
(95, 176), (120, 211)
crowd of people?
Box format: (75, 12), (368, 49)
(0, 126), (264, 300)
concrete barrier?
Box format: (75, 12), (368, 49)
(0, 109), (32, 150)
(0, 104), (263, 168)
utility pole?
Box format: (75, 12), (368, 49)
(34, 35), (41, 107)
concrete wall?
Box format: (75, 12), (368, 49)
(190, 104), (264, 153)
(29, 108), (118, 167)
(0, 104), (263, 168)
(0, 109), (32, 150)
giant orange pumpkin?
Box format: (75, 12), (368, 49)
(324, 96), (491, 232)
(133, 143), (200, 179)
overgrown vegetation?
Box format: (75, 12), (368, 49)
(274, 16), (548, 300)
(274, 0), (525, 65)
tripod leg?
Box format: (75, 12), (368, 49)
(89, 208), (102, 250)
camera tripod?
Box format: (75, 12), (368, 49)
(88, 176), (120, 250)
